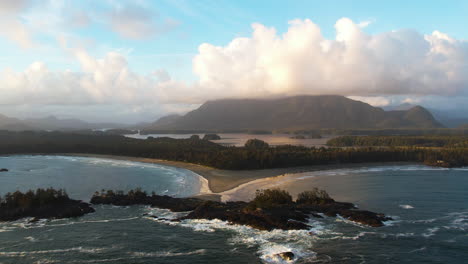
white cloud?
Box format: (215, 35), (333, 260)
(1, 17), (468, 122)
(0, 0), (34, 48)
(358, 19), (374, 28)
(182, 18), (468, 103)
(108, 4), (179, 40)
(347, 96), (390, 107)
(0, 0), (30, 15)
(0, 49), (162, 106)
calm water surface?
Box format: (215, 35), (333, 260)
(125, 133), (334, 147)
(0, 156), (467, 263)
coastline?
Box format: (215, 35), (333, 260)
(60, 154), (416, 197)
(3, 153), (418, 201)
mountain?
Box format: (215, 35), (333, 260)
(150, 114), (182, 127)
(0, 114), (32, 131)
(24, 116), (123, 131)
(0, 114), (125, 131)
(426, 109), (468, 128)
(145, 95), (443, 131)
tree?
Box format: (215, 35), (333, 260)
(245, 139), (269, 149)
(249, 188), (293, 209)
(296, 188), (334, 205)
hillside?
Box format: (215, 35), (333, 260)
(0, 114), (32, 131)
(146, 95), (443, 131)
(0, 114), (124, 131)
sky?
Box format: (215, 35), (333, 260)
(0, 0), (467, 123)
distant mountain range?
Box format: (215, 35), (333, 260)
(384, 104), (468, 128)
(0, 114), (124, 131)
(146, 95), (443, 131)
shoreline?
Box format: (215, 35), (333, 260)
(59, 154), (417, 197)
(2, 153), (419, 201)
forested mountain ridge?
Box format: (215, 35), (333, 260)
(146, 95), (443, 131)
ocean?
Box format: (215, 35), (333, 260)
(0, 156), (467, 263)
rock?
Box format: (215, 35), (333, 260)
(91, 189), (390, 230)
(0, 200), (94, 222)
(0, 168), (8, 172)
(277, 252), (295, 261)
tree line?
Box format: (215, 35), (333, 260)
(327, 135), (468, 148)
(0, 131), (466, 169)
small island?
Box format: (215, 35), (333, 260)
(91, 188), (391, 230)
(0, 188), (95, 222)
(202, 134), (221, 140)
(0, 168), (8, 172)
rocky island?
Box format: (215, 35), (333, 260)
(91, 188), (391, 230)
(202, 133), (221, 140)
(0, 188), (95, 222)
(0, 168), (8, 172)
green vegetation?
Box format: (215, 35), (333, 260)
(202, 134), (221, 140)
(0, 188), (94, 221)
(244, 138), (270, 149)
(190, 135), (201, 140)
(327, 135), (468, 148)
(0, 131), (467, 169)
(249, 189), (293, 209)
(296, 188), (334, 205)
(0, 188), (69, 209)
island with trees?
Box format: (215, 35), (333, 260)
(0, 188), (94, 222)
(91, 188), (391, 230)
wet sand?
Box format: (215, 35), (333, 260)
(62, 154), (415, 198)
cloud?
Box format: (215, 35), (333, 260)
(1, 17), (468, 122)
(347, 96), (390, 107)
(0, 0), (30, 15)
(69, 11), (91, 28)
(108, 4), (179, 40)
(0, 0), (34, 48)
(357, 19), (374, 28)
(0, 49), (162, 106)
(183, 18), (468, 103)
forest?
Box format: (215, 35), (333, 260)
(327, 135), (468, 148)
(0, 131), (466, 169)
(0, 188), (69, 209)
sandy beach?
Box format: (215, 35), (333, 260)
(61, 154), (416, 199)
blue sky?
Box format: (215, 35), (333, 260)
(0, 0), (467, 122)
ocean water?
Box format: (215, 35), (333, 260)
(0, 156), (467, 263)
(125, 133), (334, 147)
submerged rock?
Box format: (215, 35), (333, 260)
(277, 252), (295, 261)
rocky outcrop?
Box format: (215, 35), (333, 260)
(0, 200), (94, 222)
(91, 189), (391, 230)
(277, 252), (295, 261)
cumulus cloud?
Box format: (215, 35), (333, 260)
(184, 18), (468, 103)
(0, 50), (162, 106)
(109, 4), (179, 40)
(1, 17), (468, 122)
